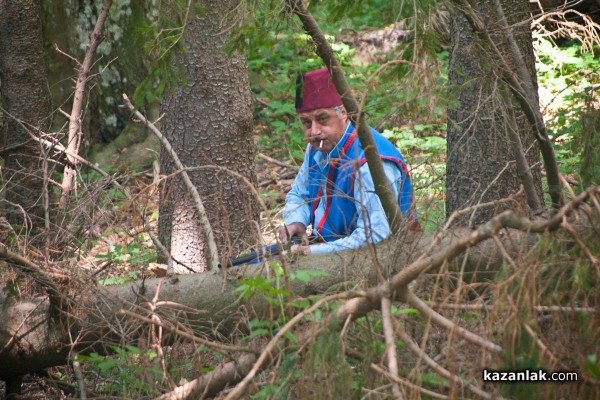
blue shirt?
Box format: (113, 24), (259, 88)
(283, 127), (407, 254)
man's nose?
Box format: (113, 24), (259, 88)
(309, 121), (320, 137)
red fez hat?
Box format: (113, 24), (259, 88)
(295, 68), (343, 113)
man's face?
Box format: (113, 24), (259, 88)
(298, 107), (348, 153)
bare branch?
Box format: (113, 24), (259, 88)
(118, 310), (256, 354)
(371, 363), (449, 400)
(59, 0), (112, 208)
(405, 291), (502, 354)
(223, 291), (355, 400)
(0, 243), (65, 310)
(256, 152), (298, 171)
(154, 291), (358, 400)
(72, 354), (87, 399)
(21, 123), (175, 269)
(331, 187), (600, 338)
(500, 88), (543, 212)
(395, 323), (498, 400)
(381, 296), (403, 398)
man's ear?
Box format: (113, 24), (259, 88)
(340, 106), (348, 120)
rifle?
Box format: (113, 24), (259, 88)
(227, 237), (305, 267)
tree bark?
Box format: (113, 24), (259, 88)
(158, 1), (259, 273)
(0, 0), (52, 233)
(446, 0), (544, 225)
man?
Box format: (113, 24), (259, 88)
(278, 68), (418, 254)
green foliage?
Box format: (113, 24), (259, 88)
(382, 124), (446, 159)
(534, 231), (599, 304)
(235, 273), (289, 302)
(579, 108), (600, 187)
(96, 240), (154, 266)
(319, 0), (443, 32)
(98, 270), (139, 286)
(75, 345), (161, 396)
(236, 261), (331, 313)
(382, 123), (446, 231)
(499, 323), (546, 399)
(535, 38), (600, 183)
(301, 332), (360, 398)
(586, 354), (600, 379)
(251, 353), (302, 399)
(1, 279), (21, 311)
(95, 239), (156, 285)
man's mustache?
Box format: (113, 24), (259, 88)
(303, 135), (327, 143)
(304, 136), (327, 149)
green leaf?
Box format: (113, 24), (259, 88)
(125, 345), (141, 354)
(98, 358), (123, 372)
(247, 328), (270, 339)
(292, 269), (331, 283)
(586, 354), (600, 378)
(392, 307), (418, 316)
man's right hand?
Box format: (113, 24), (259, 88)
(277, 222), (308, 245)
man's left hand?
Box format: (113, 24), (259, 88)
(289, 244), (311, 255)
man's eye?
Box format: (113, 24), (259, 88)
(302, 120), (311, 128)
(317, 116), (328, 124)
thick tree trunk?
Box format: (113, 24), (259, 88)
(0, 0), (52, 233)
(158, 1), (258, 273)
(446, 0), (544, 225)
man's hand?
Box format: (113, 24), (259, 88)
(289, 244), (311, 255)
(277, 222), (308, 245)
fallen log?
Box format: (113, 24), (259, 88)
(0, 226), (515, 380)
(2, 186), (597, 383)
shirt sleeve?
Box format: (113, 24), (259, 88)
(309, 160), (403, 254)
(282, 147), (312, 228)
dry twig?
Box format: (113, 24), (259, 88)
(119, 309), (256, 354)
(381, 296), (403, 398)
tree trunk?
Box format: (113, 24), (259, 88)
(446, 0), (544, 225)
(158, 1), (259, 273)
(0, 0), (52, 234)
